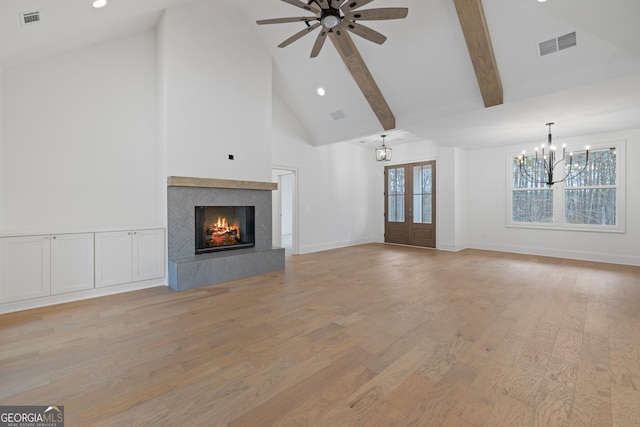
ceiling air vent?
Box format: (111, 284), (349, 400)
(538, 31), (577, 57)
(330, 109), (347, 121)
(558, 32), (577, 51)
(20, 10), (41, 26)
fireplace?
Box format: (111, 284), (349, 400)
(194, 205), (255, 254)
(168, 177), (284, 292)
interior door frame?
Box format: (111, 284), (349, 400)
(384, 160), (436, 248)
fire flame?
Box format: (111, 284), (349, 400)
(207, 216), (240, 239)
(215, 216), (228, 230)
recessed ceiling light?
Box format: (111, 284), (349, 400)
(537, 0), (547, 2)
(93, 0), (107, 8)
(317, 87), (326, 96)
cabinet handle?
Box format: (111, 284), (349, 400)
(52, 236), (56, 239)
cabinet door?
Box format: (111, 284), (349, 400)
(95, 231), (133, 288)
(50, 233), (95, 295)
(0, 235), (51, 302)
(132, 229), (165, 282)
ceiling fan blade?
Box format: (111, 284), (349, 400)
(281, 0), (321, 13)
(344, 21), (387, 44)
(330, 0), (347, 9)
(328, 27), (395, 130)
(344, 7), (408, 21)
(310, 28), (329, 57)
(257, 17), (317, 25)
(341, 0), (375, 13)
(315, 0), (329, 8)
(277, 22), (321, 48)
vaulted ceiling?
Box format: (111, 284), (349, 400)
(2, 0), (639, 150)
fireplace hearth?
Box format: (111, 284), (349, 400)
(195, 206), (255, 254)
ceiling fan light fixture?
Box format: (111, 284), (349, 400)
(321, 14), (341, 28)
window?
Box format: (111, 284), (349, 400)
(508, 141), (625, 232)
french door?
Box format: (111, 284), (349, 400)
(384, 161), (436, 248)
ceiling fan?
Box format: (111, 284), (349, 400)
(257, 0), (409, 131)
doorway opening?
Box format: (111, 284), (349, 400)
(272, 167), (298, 255)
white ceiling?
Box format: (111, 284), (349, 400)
(2, 0), (639, 150)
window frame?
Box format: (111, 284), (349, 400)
(506, 140), (626, 233)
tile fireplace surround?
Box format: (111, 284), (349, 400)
(167, 176), (285, 291)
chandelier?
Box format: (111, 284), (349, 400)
(517, 123), (589, 186)
(375, 134), (392, 161)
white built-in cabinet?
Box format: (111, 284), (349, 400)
(0, 228), (165, 304)
(0, 235), (51, 302)
(95, 229), (165, 287)
(131, 229), (166, 282)
(51, 233), (95, 295)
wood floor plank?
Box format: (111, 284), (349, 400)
(1, 244), (638, 425)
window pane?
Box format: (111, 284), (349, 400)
(566, 148), (616, 187)
(413, 165), (432, 224)
(512, 190), (553, 223)
(388, 167), (405, 223)
(513, 157), (547, 189)
(388, 195), (404, 223)
(422, 195), (432, 223)
(565, 188), (616, 225)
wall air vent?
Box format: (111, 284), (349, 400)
(330, 109), (346, 121)
(20, 10), (41, 26)
(538, 31), (577, 57)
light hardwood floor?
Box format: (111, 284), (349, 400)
(1, 244), (639, 426)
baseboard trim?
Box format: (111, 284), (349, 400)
(467, 241), (640, 266)
(0, 278), (167, 315)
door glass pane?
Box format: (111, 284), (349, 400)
(413, 165), (432, 224)
(388, 167), (405, 223)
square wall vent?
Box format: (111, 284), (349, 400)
(20, 10), (41, 26)
(538, 31), (577, 57)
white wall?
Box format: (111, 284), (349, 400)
(160, 0), (272, 182)
(272, 94), (378, 253)
(0, 66), (3, 229)
(454, 147), (468, 250)
(467, 128), (640, 265)
(2, 30), (160, 231)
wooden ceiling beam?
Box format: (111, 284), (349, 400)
(453, 0), (503, 107)
(328, 28), (396, 131)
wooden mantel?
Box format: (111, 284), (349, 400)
(167, 176), (277, 191)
